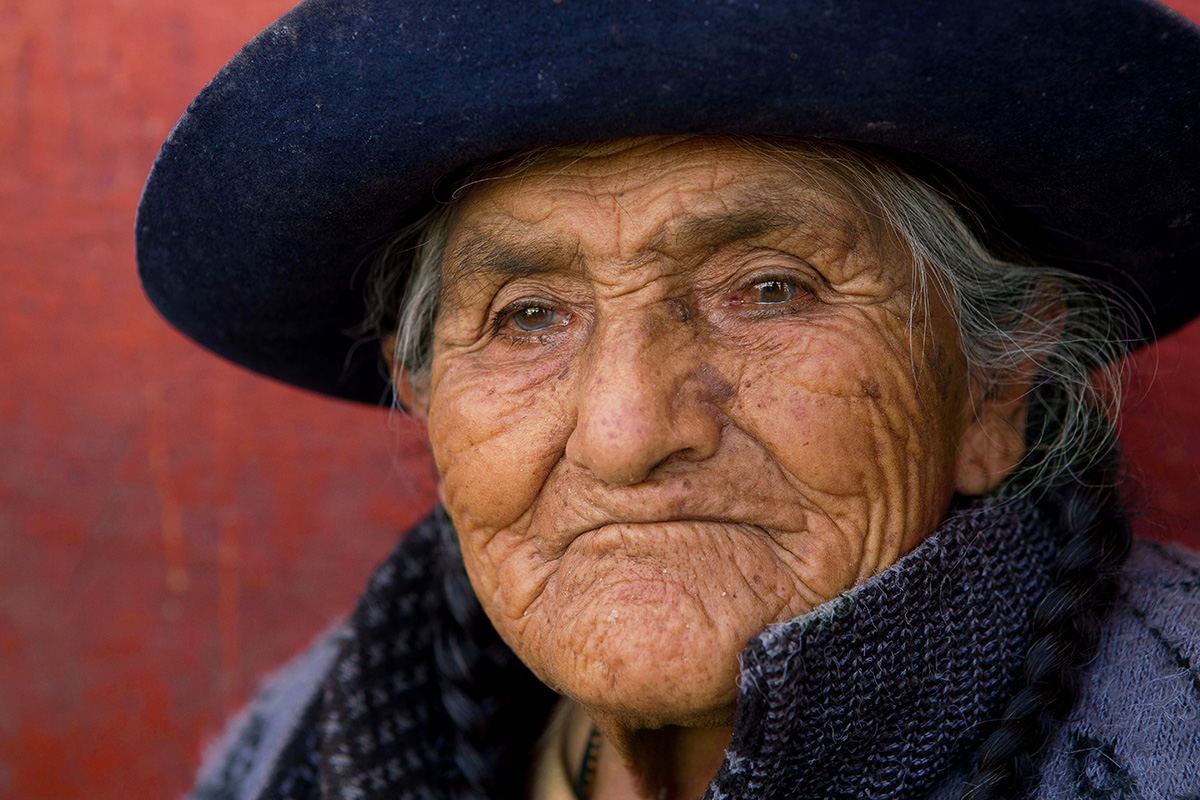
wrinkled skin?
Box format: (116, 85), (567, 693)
(401, 137), (1026, 799)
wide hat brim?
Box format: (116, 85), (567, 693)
(137, 0), (1200, 404)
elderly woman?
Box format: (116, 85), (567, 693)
(138, 1), (1200, 798)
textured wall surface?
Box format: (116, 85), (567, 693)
(1, 1), (1198, 797)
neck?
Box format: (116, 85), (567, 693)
(566, 704), (734, 800)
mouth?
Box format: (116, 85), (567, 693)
(537, 477), (791, 559)
(569, 518), (772, 558)
(565, 495), (770, 536)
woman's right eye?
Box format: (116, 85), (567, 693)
(493, 302), (571, 336)
(510, 305), (559, 332)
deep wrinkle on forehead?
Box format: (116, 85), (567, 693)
(445, 225), (569, 287)
(440, 182), (863, 305)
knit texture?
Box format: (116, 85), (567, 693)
(186, 501), (1200, 800)
(1032, 539), (1200, 800)
(705, 499), (1055, 800)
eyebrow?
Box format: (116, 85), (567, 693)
(443, 194), (815, 289)
(653, 203), (808, 255)
(444, 232), (569, 288)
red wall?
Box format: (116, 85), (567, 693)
(2, 1), (1199, 797)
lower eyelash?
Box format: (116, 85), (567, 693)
(742, 303), (809, 320)
(496, 333), (551, 347)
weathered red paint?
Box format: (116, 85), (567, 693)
(0, 1), (1198, 797)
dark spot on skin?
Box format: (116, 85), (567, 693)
(667, 297), (692, 322)
(557, 365), (570, 381)
(860, 377), (882, 400)
(751, 574), (762, 585)
(683, 479), (693, 490)
(641, 314), (665, 338)
(742, 380), (751, 388)
(696, 363), (734, 403)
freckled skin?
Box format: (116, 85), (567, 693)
(404, 136), (1022, 799)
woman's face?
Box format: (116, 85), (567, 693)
(412, 137), (1011, 727)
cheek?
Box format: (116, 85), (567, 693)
(732, 317), (963, 529)
(426, 354), (572, 582)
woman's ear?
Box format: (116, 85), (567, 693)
(395, 372), (432, 420)
(382, 334), (432, 420)
(954, 377), (1031, 495)
(385, 339), (443, 504)
(955, 290), (1063, 496)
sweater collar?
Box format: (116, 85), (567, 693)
(709, 497), (1056, 800)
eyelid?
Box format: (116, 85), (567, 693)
(489, 297), (571, 337)
(705, 248), (825, 291)
(741, 271), (814, 292)
(723, 269), (818, 308)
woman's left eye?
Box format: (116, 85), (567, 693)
(752, 280), (798, 304)
(727, 278), (811, 308)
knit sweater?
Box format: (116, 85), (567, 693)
(188, 500), (1200, 800)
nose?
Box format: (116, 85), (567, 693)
(564, 310), (724, 485)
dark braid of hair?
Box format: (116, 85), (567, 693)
(961, 407), (1133, 799)
(432, 516), (555, 800)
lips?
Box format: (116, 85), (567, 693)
(528, 454), (809, 561)
(559, 518), (776, 566)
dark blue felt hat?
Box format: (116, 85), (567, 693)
(136, 0), (1200, 404)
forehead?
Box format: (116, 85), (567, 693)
(445, 137), (874, 264)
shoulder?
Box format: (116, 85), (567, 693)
(185, 509), (453, 800)
(187, 623), (349, 800)
(1034, 539), (1200, 800)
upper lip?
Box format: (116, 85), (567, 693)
(551, 492), (769, 545)
(536, 465), (788, 555)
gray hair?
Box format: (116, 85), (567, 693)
(363, 138), (1134, 493)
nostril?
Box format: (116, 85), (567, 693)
(566, 325), (727, 485)
(567, 391), (675, 486)
(567, 379), (725, 485)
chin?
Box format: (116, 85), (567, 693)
(531, 576), (750, 726)
(564, 655), (742, 729)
